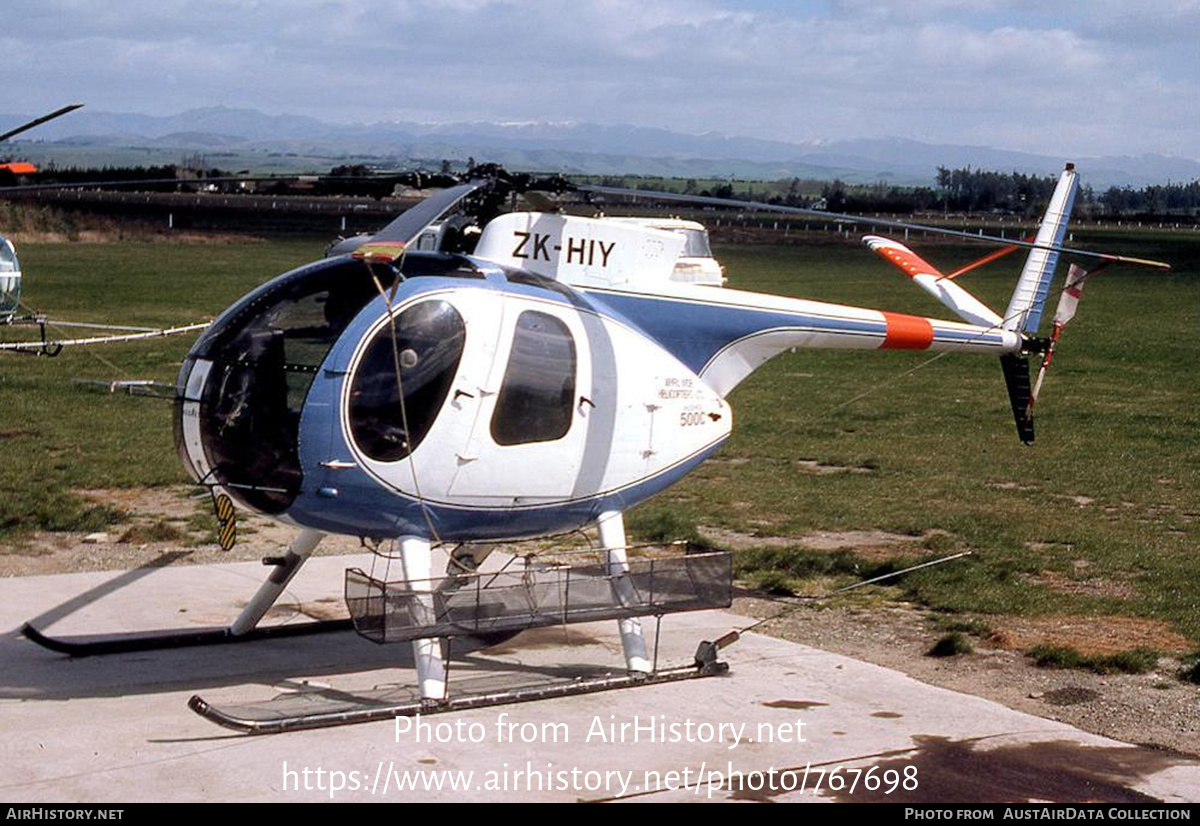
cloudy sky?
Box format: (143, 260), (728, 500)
(4, 0), (1197, 159)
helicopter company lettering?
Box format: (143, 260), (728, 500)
(512, 231), (615, 267)
(657, 376), (695, 400)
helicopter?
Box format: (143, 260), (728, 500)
(18, 160), (1172, 732)
(1, 104), (215, 353)
(1, 106), (84, 324)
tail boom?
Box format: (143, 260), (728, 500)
(585, 284), (1021, 397)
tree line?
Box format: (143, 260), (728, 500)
(595, 168), (1200, 221)
(8, 163), (1198, 221)
(931, 167), (1199, 219)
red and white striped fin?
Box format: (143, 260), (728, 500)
(864, 235), (1003, 328)
(1052, 263), (1090, 327)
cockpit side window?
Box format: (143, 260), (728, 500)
(490, 311), (576, 446)
(680, 229), (712, 257)
(349, 300), (466, 462)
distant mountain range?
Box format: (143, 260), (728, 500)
(3, 105), (1196, 189)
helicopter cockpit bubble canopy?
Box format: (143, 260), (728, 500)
(174, 250), (481, 515)
(474, 213), (686, 291)
(0, 234), (21, 321)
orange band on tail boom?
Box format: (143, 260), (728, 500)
(881, 312), (934, 350)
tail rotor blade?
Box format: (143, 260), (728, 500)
(1052, 262), (1093, 328)
(1030, 262), (1102, 407)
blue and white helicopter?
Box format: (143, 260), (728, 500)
(22, 165), (1169, 731)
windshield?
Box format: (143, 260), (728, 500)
(175, 251), (480, 513)
(0, 237), (19, 316)
(0, 237), (17, 272)
(182, 257), (381, 511)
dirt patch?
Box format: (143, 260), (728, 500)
(761, 700), (827, 710)
(986, 481), (1040, 492)
(1020, 570), (1140, 600)
(794, 459), (874, 475)
(1025, 540), (1076, 554)
(797, 530), (921, 556)
(986, 615), (1193, 656)
(296, 597), (351, 622)
(79, 487), (199, 521)
(698, 527), (797, 550)
(698, 526), (924, 558)
(0, 485), (363, 577)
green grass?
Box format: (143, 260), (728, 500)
(928, 632), (974, 657)
(733, 546), (898, 582)
(1027, 644), (1162, 675)
(1, 228), (1196, 652)
(0, 238), (325, 541)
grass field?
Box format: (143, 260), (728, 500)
(1, 229), (1196, 657)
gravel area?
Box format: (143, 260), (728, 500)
(733, 594), (1198, 757)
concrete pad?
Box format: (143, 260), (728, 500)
(1, 555), (1196, 803)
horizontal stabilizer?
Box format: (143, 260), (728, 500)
(864, 236), (1003, 328)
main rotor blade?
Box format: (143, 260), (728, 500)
(0, 175), (306, 194)
(0, 172), (455, 196)
(0, 104), (84, 143)
(370, 181), (484, 245)
(576, 184), (1171, 270)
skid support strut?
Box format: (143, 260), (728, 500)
(399, 535), (448, 702)
(230, 529), (324, 636)
(597, 510), (652, 674)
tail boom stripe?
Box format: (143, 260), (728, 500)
(881, 312), (935, 350)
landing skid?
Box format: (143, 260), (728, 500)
(21, 529), (341, 658)
(20, 619), (355, 657)
(189, 649), (731, 735)
(20, 620), (518, 657)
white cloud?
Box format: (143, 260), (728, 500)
(2, 0), (1196, 159)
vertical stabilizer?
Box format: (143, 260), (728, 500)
(1003, 164), (1079, 333)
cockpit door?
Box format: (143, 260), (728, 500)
(447, 297), (592, 505)
(342, 289), (508, 502)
